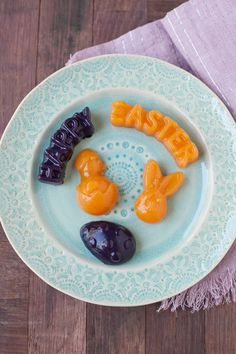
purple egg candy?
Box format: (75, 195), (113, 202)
(80, 221), (136, 265)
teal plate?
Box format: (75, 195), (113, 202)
(0, 55), (236, 306)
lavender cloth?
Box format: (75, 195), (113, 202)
(67, 0), (236, 311)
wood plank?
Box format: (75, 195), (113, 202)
(0, 1), (39, 353)
(93, 0), (147, 43)
(0, 241), (29, 300)
(147, 0), (187, 22)
(146, 304), (176, 354)
(0, 224), (7, 242)
(205, 303), (236, 354)
(28, 1), (92, 353)
(86, 305), (145, 354)
(28, 275), (86, 354)
(0, 0), (39, 134)
(36, 0), (94, 82)
(146, 304), (205, 354)
(175, 308), (205, 354)
(0, 241), (29, 354)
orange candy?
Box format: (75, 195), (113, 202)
(135, 160), (185, 223)
(110, 101), (199, 168)
(75, 149), (119, 216)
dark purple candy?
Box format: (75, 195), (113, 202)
(61, 107), (94, 140)
(44, 145), (73, 166)
(38, 107), (94, 185)
(52, 128), (77, 148)
(75, 107), (95, 138)
(80, 221), (136, 265)
(62, 117), (84, 139)
(38, 161), (65, 185)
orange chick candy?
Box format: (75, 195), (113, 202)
(74, 149), (119, 216)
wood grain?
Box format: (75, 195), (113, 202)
(93, 0), (147, 44)
(146, 304), (205, 354)
(0, 0), (39, 134)
(0, 242), (29, 354)
(147, 0), (187, 21)
(205, 304), (236, 354)
(28, 276), (86, 354)
(36, 0), (94, 82)
(146, 304), (176, 354)
(0, 224), (7, 242)
(0, 1), (39, 353)
(175, 309), (205, 354)
(86, 305), (145, 354)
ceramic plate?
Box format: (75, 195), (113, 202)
(0, 55), (236, 306)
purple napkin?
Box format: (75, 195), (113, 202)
(67, 0), (236, 311)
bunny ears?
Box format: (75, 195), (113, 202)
(135, 160), (185, 223)
(143, 160), (185, 197)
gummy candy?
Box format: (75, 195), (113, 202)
(80, 221), (136, 265)
(110, 101), (199, 168)
(75, 149), (119, 215)
(38, 107), (94, 185)
(135, 160), (185, 223)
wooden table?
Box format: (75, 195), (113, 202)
(0, 1), (236, 353)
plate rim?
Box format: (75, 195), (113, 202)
(0, 54), (236, 306)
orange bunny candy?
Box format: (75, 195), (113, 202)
(135, 160), (185, 223)
(75, 149), (118, 215)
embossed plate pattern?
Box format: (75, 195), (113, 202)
(0, 55), (236, 306)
